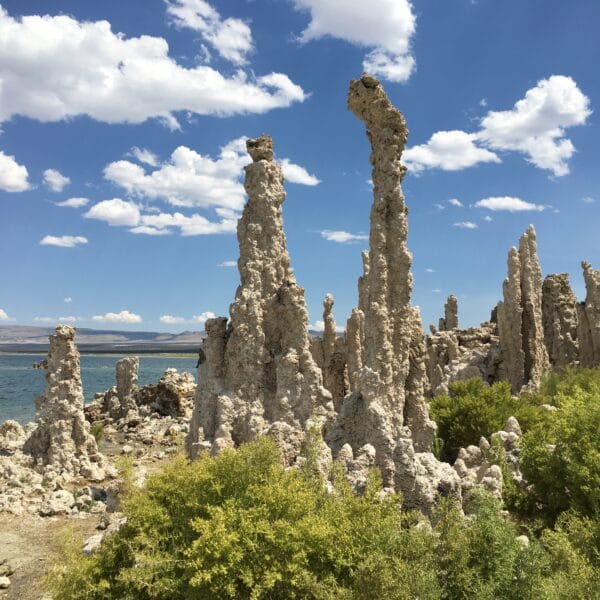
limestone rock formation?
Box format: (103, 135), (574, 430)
(328, 74), (456, 512)
(580, 261), (600, 366)
(541, 274), (579, 367)
(454, 416), (523, 512)
(320, 294), (348, 409)
(187, 135), (334, 460)
(136, 368), (195, 417)
(115, 357), (139, 414)
(439, 294), (458, 331)
(0, 421), (27, 455)
(22, 325), (105, 481)
(426, 322), (501, 397)
(498, 226), (549, 392)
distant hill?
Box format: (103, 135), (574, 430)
(0, 325), (205, 353)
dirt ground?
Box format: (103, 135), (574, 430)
(0, 512), (99, 600)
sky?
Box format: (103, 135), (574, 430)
(0, 0), (599, 333)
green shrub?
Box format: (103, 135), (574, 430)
(521, 372), (600, 522)
(90, 422), (105, 443)
(430, 378), (546, 463)
(46, 438), (440, 599)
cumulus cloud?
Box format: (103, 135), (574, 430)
(280, 159), (320, 186)
(104, 137), (319, 211)
(166, 0), (253, 65)
(482, 215), (493, 222)
(43, 168), (70, 192)
(474, 196), (546, 212)
(403, 131), (500, 173)
(92, 310), (142, 323)
(582, 196), (596, 204)
(193, 311), (216, 325)
(55, 197), (89, 208)
(0, 6), (305, 128)
(319, 230), (368, 243)
(40, 235), (88, 247)
(160, 315), (187, 324)
(292, 0), (416, 82)
(33, 316), (55, 323)
(453, 221), (478, 229)
(64, 297), (72, 303)
(448, 198), (463, 207)
(218, 260), (237, 267)
(404, 76), (590, 176)
(0, 308), (11, 321)
(84, 198), (141, 227)
(58, 316), (79, 323)
(425, 268), (435, 273)
(477, 76), (591, 176)
(129, 147), (159, 167)
(0, 150), (30, 192)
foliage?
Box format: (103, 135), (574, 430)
(90, 421), (105, 443)
(520, 368), (600, 522)
(430, 378), (547, 463)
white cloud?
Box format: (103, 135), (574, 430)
(0, 308), (11, 321)
(218, 260), (237, 267)
(55, 197), (89, 208)
(474, 196), (546, 212)
(85, 199), (141, 227)
(477, 76), (591, 176)
(193, 311), (216, 325)
(280, 159), (320, 186)
(432, 288), (441, 293)
(40, 235), (88, 248)
(425, 268), (435, 273)
(403, 130), (500, 173)
(434, 203), (445, 210)
(480, 98), (488, 107)
(58, 316), (79, 323)
(292, 0), (416, 82)
(448, 198), (463, 207)
(0, 150), (30, 192)
(137, 211), (237, 236)
(453, 221), (478, 229)
(582, 196), (596, 204)
(319, 230), (368, 243)
(33, 316), (55, 323)
(129, 225), (172, 236)
(105, 137), (319, 213)
(64, 297), (72, 303)
(160, 315), (187, 324)
(0, 7), (305, 128)
(92, 310), (142, 323)
(129, 147), (159, 167)
(43, 168), (70, 192)
(482, 215), (493, 222)
(166, 0), (253, 65)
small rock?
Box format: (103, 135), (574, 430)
(121, 445), (134, 455)
(0, 576), (10, 589)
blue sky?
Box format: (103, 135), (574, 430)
(0, 0), (598, 333)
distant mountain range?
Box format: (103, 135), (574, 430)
(0, 325), (205, 353)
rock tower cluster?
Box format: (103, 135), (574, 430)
(186, 135), (335, 461)
(23, 325), (106, 480)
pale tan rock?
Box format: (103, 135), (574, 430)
(136, 368), (195, 417)
(577, 301), (595, 368)
(0, 421), (26, 454)
(328, 74), (453, 512)
(519, 226), (550, 388)
(22, 325), (105, 481)
(581, 260), (600, 365)
(498, 247), (525, 393)
(187, 136), (334, 461)
(542, 274), (579, 367)
(321, 294), (348, 409)
(439, 294), (458, 331)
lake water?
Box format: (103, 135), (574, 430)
(0, 353), (197, 424)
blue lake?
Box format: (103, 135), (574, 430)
(0, 353), (197, 424)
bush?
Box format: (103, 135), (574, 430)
(90, 422), (104, 443)
(520, 369), (600, 522)
(430, 378), (546, 463)
(46, 435), (600, 599)
(46, 438), (440, 599)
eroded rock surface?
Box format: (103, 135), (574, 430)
(327, 74), (457, 513)
(542, 274), (579, 367)
(580, 261), (600, 366)
(187, 135), (334, 461)
(439, 294), (458, 331)
(23, 326), (105, 481)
